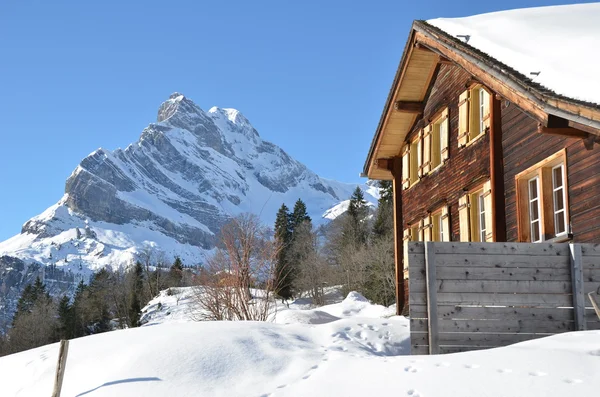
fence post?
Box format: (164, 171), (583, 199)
(52, 339), (69, 397)
(569, 244), (586, 331)
(425, 242), (439, 354)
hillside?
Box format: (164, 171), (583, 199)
(1, 289), (598, 396)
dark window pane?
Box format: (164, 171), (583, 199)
(555, 212), (566, 235)
(553, 166), (563, 188)
(554, 189), (564, 211)
(529, 179), (538, 199)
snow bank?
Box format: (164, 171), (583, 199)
(428, 3), (600, 104)
(1, 289), (599, 396)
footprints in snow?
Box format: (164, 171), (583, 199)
(407, 389), (422, 396)
(528, 371), (547, 377)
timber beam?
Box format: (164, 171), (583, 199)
(537, 124), (589, 138)
(375, 158), (394, 171)
(394, 101), (425, 114)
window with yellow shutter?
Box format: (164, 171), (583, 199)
(458, 181), (493, 242)
(429, 108), (449, 170)
(458, 85), (491, 148)
(431, 206), (450, 242)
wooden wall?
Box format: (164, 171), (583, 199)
(502, 104), (600, 242)
(402, 64), (490, 241)
(408, 241), (600, 354)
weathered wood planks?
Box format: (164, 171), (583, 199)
(408, 242), (600, 354)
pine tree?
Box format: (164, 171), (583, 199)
(57, 295), (76, 339)
(274, 204), (293, 299)
(345, 187), (369, 247)
(373, 181), (394, 239)
(129, 261), (144, 327)
(290, 199), (311, 232)
(169, 256), (184, 287)
(12, 277), (49, 326)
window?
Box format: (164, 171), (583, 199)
(401, 131), (424, 189)
(528, 177), (542, 242)
(552, 164), (567, 235)
(427, 109), (449, 171)
(459, 181), (493, 242)
(430, 206), (450, 242)
(458, 85), (491, 147)
(478, 191), (487, 242)
(516, 150), (569, 242)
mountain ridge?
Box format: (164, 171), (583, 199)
(0, 92), (377, 325)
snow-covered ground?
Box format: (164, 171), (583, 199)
(1, 288), (599, 396)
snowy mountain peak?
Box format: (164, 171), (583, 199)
(156, 92), (203, 123)
(0, 93), (377, 324)
(169, 92), (185, 100)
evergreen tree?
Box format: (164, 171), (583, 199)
(290, 199), (311, 232)
(373, 181), (394, 239)
(12, 277), (49, 326)
(129, 261), (144, 327)
(57, 295), (76, 339)
(273, 204), (293, 299)
(169, 256), (184, 287)
(345, 187), (370, 247)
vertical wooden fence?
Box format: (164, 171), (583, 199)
(408, 242), (600, 354)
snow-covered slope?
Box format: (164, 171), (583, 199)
(428, 3), (600, 105)
(0, 92), (376, 323)
(1, 289), (598, 397)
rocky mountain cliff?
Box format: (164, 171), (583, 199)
(0, 93), (377, 326)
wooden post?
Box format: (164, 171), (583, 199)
(52, 340), (69, 397)
(569, 244), (586, 331)
(391, 157), (405, 315)
(425, 242), (439, 354)
(489, 94), (506, 242)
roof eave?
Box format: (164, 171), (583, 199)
(362, 24), (419, 178)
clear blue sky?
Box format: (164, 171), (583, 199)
(0, 0), (592, 241)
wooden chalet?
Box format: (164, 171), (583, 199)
(362, 7), (600, 314)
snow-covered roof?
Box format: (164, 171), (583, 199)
(427, 3), (600, 105)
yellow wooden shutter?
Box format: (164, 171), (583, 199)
(423, 215), (432, 242)
(482, 89), (491, 132)
(440, 109), (449, 162)
(401, 145), (410, 190)
(417, 219), (424, 241)
(458, 194), (471, 242)
(417, 130), (423, 178)
(403, 227), (411, 270)
(422, 125), (432, 175)
(482, 180), (493, 242)
(441, 205), (450, 242)
(403, 227), (412, 242)
(458, 90), (470, 147)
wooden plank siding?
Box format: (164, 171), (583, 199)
(402, 65), (490, 241)
(501, 102), (600, 243)
(408, 242), (600, 355)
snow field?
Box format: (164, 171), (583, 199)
(1, 290), (599, 396)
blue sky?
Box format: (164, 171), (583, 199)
(0, 0), (592, 241)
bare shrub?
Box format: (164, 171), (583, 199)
(191, 214), (280, 321)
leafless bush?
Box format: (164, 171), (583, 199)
(191, 214), (280, 321)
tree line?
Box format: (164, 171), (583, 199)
(272, 182), (395, 307)
(0, 181), (395, 355)
(0, 256), (191, 356)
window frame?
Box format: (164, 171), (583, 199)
(429, 108), (449, 171)
(459, 84), (491, 148)
(528, 176), (542, 243)
(515, 150), (570, 242)
(552, 163), (568, 236)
